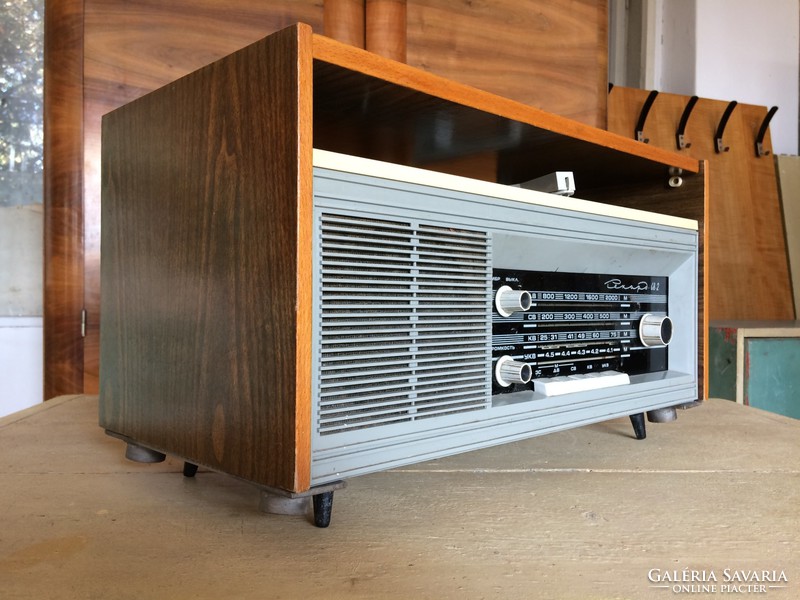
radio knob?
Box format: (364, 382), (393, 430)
(495, 355), (533, 387)
(639, 314), (673, 347)
(495, 285), (532, 317)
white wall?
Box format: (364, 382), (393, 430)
(0, 317), (43, 417)
(659, 0), (799, 155)
(1, 205), (43, 316)
(696, 0), (799, 155)
(0, 205), (43, 417)
(658, 0), (696, 95)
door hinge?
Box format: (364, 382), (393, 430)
(81, 309), (87, 338)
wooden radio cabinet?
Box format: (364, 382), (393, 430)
(100, 24), (706, 527)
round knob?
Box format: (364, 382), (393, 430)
(495, 355), (533, 387)
(495, 285), (532, 317)
(639, 314), (673, 347)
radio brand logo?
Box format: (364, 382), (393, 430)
(648, 568), (789, 594)
(604, 278), (650, 292)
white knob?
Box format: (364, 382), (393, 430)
(495, 285), (532, 317)
(639, 314), (673, 347)
(495, 355), (533, 387)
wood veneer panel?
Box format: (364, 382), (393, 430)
(75, 5), (649, 393)
(81, 0), (324, 392)
(100, 24), (313, 492)
(44, 0), (85, 399)
(608, 87), (794, 321)
(406, 0), (609, 128)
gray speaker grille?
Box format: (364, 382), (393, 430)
(317, 213), (492, 435)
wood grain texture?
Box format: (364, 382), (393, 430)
(366, 0), (407, 61)
(53, 2), (614, 398)
(100, 25), (312, 492)
(324, 0), (366, 47)
(7, 396), (799, 599)
(295, 26), (316, 493)
(406, 0), (609, 128)
(60, 3), (614, 393)
(79, 0), (325, 392)
(608, 86), (794, 321)
(44, 0), (85, 400)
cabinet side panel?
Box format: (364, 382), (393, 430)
(81, 2), (324, 394)
(100, 26), (308, 491)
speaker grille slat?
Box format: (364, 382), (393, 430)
(317, 213), (492, 436)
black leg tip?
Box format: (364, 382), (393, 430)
(183, 462), (199, 477)
(312, 491), (334, 528)
(630, 413), (647, 440)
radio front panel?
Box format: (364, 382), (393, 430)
(310, 150), (698, 485)
(491, 269), (670, 389)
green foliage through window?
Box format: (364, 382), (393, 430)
(0, 0), (43, 206)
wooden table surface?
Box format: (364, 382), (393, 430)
(1, 395), (797, 599)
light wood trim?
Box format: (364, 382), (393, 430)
(594, 0), (609, 130)
(294, 23), (315, 492)
(43, 0), (85, 399)
(311, 33), (699, 173)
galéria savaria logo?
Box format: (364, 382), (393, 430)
(648, 568), (789, 594)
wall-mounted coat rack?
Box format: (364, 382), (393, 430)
(608, 87), (794, 322)
(755, 106), (779, 157)
(635, 89), (659, 143)
(676, 96), (699, 150)
(714, 100), (738, 153)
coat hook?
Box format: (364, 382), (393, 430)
(635, 90), (659, 143)
(755, 106), (778, 157)
(715, 100), (738, 153)
(675, 96), (699, 150)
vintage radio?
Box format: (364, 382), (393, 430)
(99, 25), (703, 528)
(308, 151), (697, 485)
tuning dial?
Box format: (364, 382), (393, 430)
(639, 314), (673, 347)
(495, 285), (532, 317)
(495, 355), (533, 387)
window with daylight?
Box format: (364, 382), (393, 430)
(1, 0), (43, 207)
(0, 0), (44, 418)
